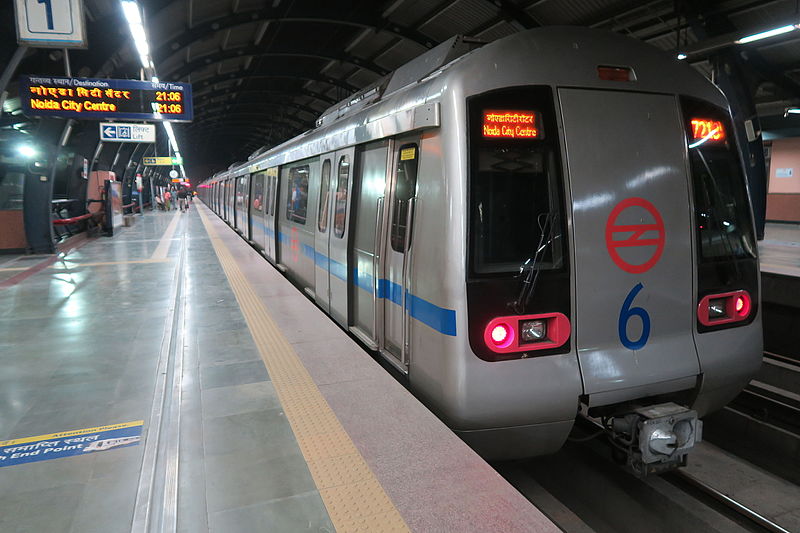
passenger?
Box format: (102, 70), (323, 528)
(164, 190), (171, 211)
(178, 187), (189, 212)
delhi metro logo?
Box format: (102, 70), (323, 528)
(605, 197), (665, 274)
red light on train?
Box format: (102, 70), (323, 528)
(690, 118), (726, 142)
(597, 65), (635, 81)
(697, 290), (751, 326)
(482, 110), (541, 139)
(489, 323), (514, 348)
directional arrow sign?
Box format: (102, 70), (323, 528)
(143, 156), (183, 166)
(99, 123), (155, 143)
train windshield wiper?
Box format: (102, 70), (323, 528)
(511, 212), (556, 314)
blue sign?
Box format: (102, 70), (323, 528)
(20, 76), (193, 122)
(0, 420), (143, 467)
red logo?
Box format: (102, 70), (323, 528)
(605, 198), (665, 274)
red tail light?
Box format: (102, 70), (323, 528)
(597, 65), (635, 82)
(483, 313), (570, 354)
(697, 290), (752, 326)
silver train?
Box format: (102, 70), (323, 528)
(199, 27), (762, 474)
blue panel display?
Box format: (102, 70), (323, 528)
(20, 75), (193, 122)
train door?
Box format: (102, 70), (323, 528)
(378, 138), (419, 368)
(313, 155), (334, 313)
(264, 167), (278, 261)
(235, 174), (249, 234)
(250, 172), (265, 249)
(558, 89), (700, 401)
(327, 148), (356, 327)
(349, 142), (387, 346)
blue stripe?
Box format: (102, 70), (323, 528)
(249, 222), (457, 336)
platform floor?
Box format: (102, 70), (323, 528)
(0, 205), (557, 532)
(759, 222), (800, 277)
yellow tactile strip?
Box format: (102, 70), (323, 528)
(197, 207), (410, 533)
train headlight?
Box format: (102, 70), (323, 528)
(708, 298), (727, 319)
(520, 319), (547, 343)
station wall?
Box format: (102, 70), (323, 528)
(766, 138), (800, 223)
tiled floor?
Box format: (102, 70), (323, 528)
(0, 208), (332, 532)
(760, 222), (800, 276)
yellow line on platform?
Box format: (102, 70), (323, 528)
(0, 259), (171, 272)
(150, 211), (181, 260)
(197, 206), (409, 533)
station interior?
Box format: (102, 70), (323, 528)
(1, 1), (799, 532)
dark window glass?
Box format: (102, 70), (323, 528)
(318, 159), (331, 232)
(251, 172), (265, 212)
(682, 98), (756, 261)
(286, 165), (309, 224)
(390, 144), (419, 252)
(469, 87), (565, 276)
(0, 170), (25, 210)
(334, 155), (350, 238)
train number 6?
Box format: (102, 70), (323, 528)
(618, 283), (650, 350)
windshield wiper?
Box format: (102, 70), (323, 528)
(511, 212), (557, 314)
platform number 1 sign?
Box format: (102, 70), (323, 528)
(14, 0), (87, 48)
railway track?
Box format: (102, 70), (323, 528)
(498, 416), (799, 533)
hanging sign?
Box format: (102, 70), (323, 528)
(100, 123), (156, 143)
(143, 156), (183, 166)
(14, 0), (87, 48)
(20, 76), (193, 122)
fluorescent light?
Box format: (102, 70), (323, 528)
(735, 24), (797, 44)
(688, 127), (721, 149)
(121, 1), (152, 70)
(785, 108), (800, 114)
(151, 76), (159, 82)
(17, 145), (37, 158)
(677, 53), (687, 60)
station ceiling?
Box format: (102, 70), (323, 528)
(2, 0), (800, 178)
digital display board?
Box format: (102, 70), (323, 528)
(482, 110), (542, 139)
(690, 118), (725, 142)
(20, 75), (193, 122)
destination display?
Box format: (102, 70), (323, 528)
(482, 110), (542, 139)
(20, 76), (193, 122)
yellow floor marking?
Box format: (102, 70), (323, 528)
(51, 258), (171, 269)
(197, 206), (409, 533)
(150, 211), (181, 260)
(0, 267), (29, 272)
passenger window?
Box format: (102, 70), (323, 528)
(391, 144), (419, 252)
(334, 156), (350, 238)
(286, 165), (310, 224)
(251, 173), (265, 212)
(318, 159), (331, 232)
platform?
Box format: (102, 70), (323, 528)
(0, 205), (557, 532)
(759, 222), (800, 277)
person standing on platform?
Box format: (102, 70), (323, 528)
(164, 189), (172, 211)
(178, 187), (189, 212)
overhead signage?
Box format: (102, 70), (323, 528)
(143, 156), (183, 166)
(0, 421), (143, 467)
(14, 0), (87, 48)
(482, 110), (542, 139)
(20, 76), (193, 122)
(100, 122), (156, 143)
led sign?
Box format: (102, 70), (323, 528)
(690, 118), (725, 142)
(20, 76), (193, 122)
(482, 110), (542, 139)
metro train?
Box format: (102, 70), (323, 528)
(199, 27), (762, 474)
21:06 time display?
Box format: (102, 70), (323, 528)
(154, 103), (184, 114)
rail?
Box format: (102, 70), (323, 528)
(52, 213), (93, 225)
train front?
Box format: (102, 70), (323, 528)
(438, 27), (762, 473)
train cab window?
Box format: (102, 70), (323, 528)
(252, 172), (265, 212)
(468, 87), (565, 276)
(681, 97), (756, 262)
(334, 155), (350, 238)
(391, 144), (419, 252)
(286, 165), (309, 224)
(318, 159), (331, 232)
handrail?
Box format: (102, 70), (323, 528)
(52, 213), (93, 225)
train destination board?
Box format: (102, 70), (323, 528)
(20, 75), (193, 122)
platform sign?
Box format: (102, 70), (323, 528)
(143, 156), (183, 166)
(0, 421), (143, 467)
(100, 122), (156, 143)
(14, 0), (87, 48)
(20, 76), (193, 122)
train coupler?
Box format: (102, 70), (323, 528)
(609, 403), (702, 477)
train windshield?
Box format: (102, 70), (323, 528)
(681, 97), (756, 261)
(468, 86), (565, 276)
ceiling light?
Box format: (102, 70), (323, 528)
(677, 53), (687, 60)
(735, 24), (797, 44)
(17, 145), (37, 158)
(785, 108), (800, 115)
